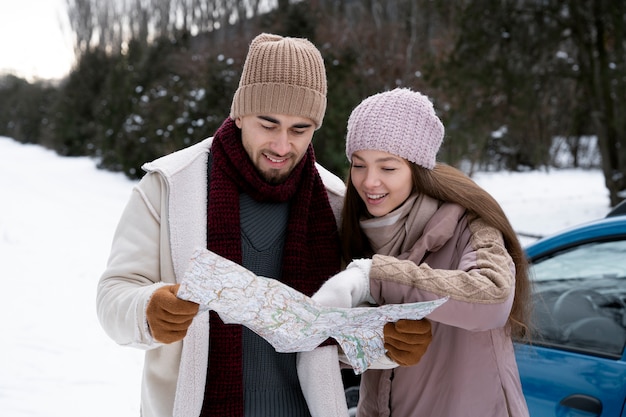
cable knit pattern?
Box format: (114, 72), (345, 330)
(370, 217), (514, 304)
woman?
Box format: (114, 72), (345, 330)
(321, 88), (531, 416)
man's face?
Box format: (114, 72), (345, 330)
(235, 114), (316, 184)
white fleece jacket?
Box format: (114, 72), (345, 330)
(96, 137), (348, 417)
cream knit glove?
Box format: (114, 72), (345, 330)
(312, 259), (375, 308)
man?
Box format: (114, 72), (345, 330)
(96, 33), (429, 417)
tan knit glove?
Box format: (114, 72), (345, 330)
(383, 319), (432, 366)
(146, 284), (199, 344)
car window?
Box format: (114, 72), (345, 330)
(529, 239), (626, 357)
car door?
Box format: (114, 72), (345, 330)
(516, 237), (626, 416)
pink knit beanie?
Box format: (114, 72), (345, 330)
(230, 33), (327, 128)
(345, 88), (444, 169)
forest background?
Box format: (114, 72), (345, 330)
(1, 0), (625, 206)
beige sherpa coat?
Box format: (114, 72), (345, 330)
(96, 137), (349, 417)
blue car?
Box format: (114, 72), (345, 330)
(516, 200), (626, 416)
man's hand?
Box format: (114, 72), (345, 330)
(383, 319), (432, 366)
(146, 284), (199, 344)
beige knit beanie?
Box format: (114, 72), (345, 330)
(230, 33), (327, 128)
(346, 88), (444, 169)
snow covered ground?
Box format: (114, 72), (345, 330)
(0, 136), (612, 416)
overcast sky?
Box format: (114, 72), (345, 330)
(0, 0), (74, 80)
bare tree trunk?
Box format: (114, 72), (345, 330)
(584, 0), (626, 205)
(66, 0), (95, 54)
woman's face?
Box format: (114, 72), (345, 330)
(350, 149), (413, 217)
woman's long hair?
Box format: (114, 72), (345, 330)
(340, 162), (532, 339)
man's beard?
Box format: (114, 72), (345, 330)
(260, 168), (290, 185)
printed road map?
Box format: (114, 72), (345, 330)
(177, 248), (446, 374)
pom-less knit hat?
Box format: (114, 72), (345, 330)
(230, 33), (327, 128)
(346, 88), (444, 169)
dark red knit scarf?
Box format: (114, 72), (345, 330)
(200, 117), (341, 416)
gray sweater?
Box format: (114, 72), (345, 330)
(239, 193), (311, 417)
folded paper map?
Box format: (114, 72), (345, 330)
(177, 247), (446, 374)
